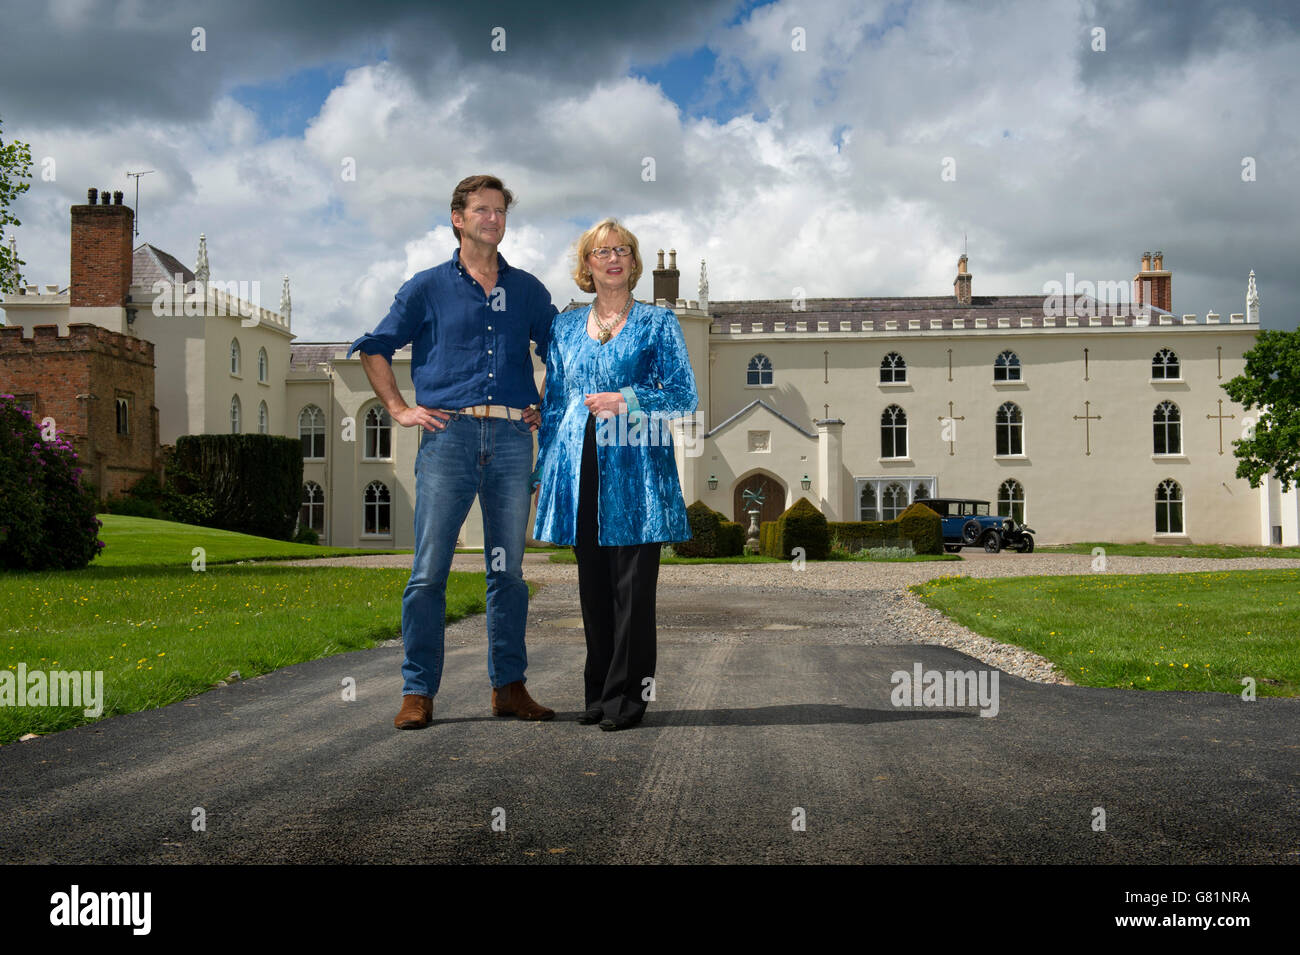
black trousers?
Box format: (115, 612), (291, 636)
(574, 414), (661, 723)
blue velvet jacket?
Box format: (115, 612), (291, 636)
(533, 302), (698, 546)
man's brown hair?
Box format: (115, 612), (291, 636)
(450, 174), (514, 241)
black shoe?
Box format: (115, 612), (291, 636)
(577, 707), (603, 725)
(598, 715), (642, 732)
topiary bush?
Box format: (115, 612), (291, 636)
(717, 518), (745, 557)
(771, 496), (829, 560)
(0, 394), (104, 570)
(673, 500), (720, 557)
(896, 501), (943, 555)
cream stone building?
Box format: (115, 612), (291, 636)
(3, 193), (1295, 548)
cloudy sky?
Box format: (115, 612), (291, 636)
(2, 0), (1297, 336)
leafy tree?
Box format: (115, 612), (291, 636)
(1223, 329), (1300, 491)
(0, 115), (33, 294)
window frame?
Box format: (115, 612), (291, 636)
(1153, 400), (1182, 455)
(995, 401), (1024, 456)
(993, 350), (1021, 382)
(880, 404), (908, 459)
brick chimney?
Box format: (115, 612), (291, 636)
(653, 248), (679, 304)
(1133, 249), (1171, 313)
(953, 254), (972, 305)
(71, 187), (134, 308)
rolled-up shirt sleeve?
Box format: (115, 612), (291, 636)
(347, 275), (428, 361)
(530, 281), (556, 363)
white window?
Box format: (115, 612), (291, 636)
(299, 405), (326, 459)
(258, 347), (269, 383)
(1153, 401), (1181, 454)
(997, 479), (1025, 523)
(1155, 479), (1184, 534)
(880, 352), (906, 383)
(364, 481), (391, 536)
(995, 402), (1023, 455)
(856, 477), (936, 522)
(880, 405), (907, 458)
(230, 394), (241, 433)
(364, 406), (392, 459)
(301, 481), (325, 534)
(230, 338), (241, 376)
(1152, 348), (1180, 380)
(747, 354), (773, 386)
(257, 400), (269, 434)
(994, 350), (1021, 381)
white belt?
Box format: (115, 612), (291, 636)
(443, 404), (525, 421)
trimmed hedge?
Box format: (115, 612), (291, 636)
(718, 519), (745, 557)
(763, 496), (830, 560)
(674, 502), (745, 557)
(673, 501), (719, 557)
(828, 501), (943, 556)
(897, 501), (943, 555)
(171, 434), (303, 540)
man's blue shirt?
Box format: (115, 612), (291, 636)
(347, 248), (556, 410)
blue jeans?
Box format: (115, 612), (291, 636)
(401, 414), (535, 697)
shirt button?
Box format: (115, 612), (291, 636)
(487, 326), (492, 330)
(489, 373), (494, 377)
(487, 350), (493, 355)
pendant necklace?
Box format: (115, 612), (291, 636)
(592, 293), (633, 344)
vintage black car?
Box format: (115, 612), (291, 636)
(919, 498), (1023, 553)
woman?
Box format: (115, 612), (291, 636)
(532, 219), (698, 730)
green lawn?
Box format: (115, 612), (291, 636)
(1037, 541), (1300, 560)
(913, 569), (1300, 696)
(94, 515), (406, 568)
(0, 518), (511, 744)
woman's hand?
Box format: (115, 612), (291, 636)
(583, 392), (627, 418)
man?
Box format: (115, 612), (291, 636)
(349, 174), (557, 729)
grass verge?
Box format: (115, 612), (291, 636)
(0, 564), (494, 744)
(93, 515), (406, 568)
(912, 569), (1300, 696)
(1037, 541), (1300, 560)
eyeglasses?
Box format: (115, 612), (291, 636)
(590, 246), (633, 260)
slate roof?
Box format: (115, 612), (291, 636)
(132, 244), (195, 287)
(289, 342), (411, 369)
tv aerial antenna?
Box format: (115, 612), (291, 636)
(126, 170), (155, 238)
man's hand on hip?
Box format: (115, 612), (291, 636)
(392, 405), (451, 431)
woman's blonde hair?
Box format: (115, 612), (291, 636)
(572, 218), (643, 294)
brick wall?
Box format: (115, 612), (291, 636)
(0, 323), (159, 497)
(70, 201), (134, 308)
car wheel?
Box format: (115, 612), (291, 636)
(961, 519), (981, 545)
(982, 532), (1002, 553)
(1018, 536), (1034, 553)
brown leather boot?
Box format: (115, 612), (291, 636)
(394, 694), (433, 729)
(491, 680), (554, 721)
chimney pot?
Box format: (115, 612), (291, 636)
(100, 189), (111, 206)
(113, 190), (124, 205)
(87, 188), (98, 204)
(652, 245), (680, 304)
(1141, 251), (1152, 271)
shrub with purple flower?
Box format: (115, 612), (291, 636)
(0, 395), (104, 570)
